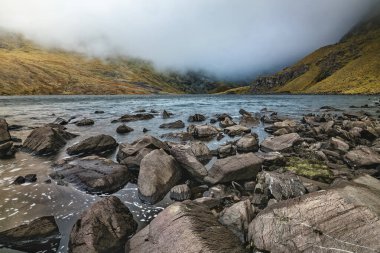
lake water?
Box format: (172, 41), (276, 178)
(0, 94), (379, 253)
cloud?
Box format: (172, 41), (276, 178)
(0, 0), (377, 79)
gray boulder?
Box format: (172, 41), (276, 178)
(217, 143), (237, 158)
(205, 153), (263, 184)
(344, 146), (380, 168)
(75, 118), (94, 126)
(116, 124), (134, 134)
(69, 196), (137, 253)
(248, 178), (380, 253)
(188, 114), (206, 122)
(260, 133), (301, 152)
(67, 134), (118, 156)
(170, 184), (191, 201)
(236, 134), (259, 152)
(189, 141), (212, 164)
(119, 113), (154, 122)
(0, 118), (11, 143)
(188, 124), (219, 139)
(224, 125), (251, 137)
(23, 125), (77, 155)
(125, 201), (245, 253)
(50, 156), (131, 194)
(159, 120), (185, 129)
(138, 149), (182, 204)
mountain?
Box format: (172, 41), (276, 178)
(225, 13), (380, 95)
(0, 30), (236, 95)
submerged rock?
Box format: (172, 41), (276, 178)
(75, 118), (94, 126)
(205, 153), (263, 184)
(116, 124), (134, 134)
(125, 201), (245, 253)
(0, 216), (60, 253)
(69, 196), (137, 253)
(159, 120), (185, 129)
(119, 113), (154, 122)
(23, 125), (77, 156)
(50, 156), (131, 194)
(138, 149), (182, 204)
(188, 113), (206, 122)
(66, 134), (118, 156)
(248, 178), (380, 253)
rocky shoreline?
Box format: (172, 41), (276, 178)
(0, 101), (380, 253)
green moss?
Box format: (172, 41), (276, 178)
(285, 157), (334, 183)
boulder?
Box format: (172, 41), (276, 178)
(248, 180), (380, 253)
(239, 114), (260, 128)
(344, 146), (380, 168)
(75, 118), (94, 126)
(117, 135), (169, 169)
(219, 199), (254, 243)
(69, 196), (137, 253)
(162, 110), (171, 119)
(170, 184), (191, 201)
(170, 144), (208, 181)
(219, 117), (236, 128)
(188, 124), (219, 139)
(260, 133), (301, 152)
(330, 137), (349, 152)
(138, 149), (182, 204)
(217, 143), (237, 158)
(188, 114), (206, 122)
(116, 124), (134, 134)
(50, 156), (131, 194)
(204, 153), (263, 184)
(119, 113), (154, 122)
(67, 134), (118, 156)
(256, 171), (306, 201)
(159, 120), (185, 129)
(189, 141), (212, 164)
(236, 134), (259, 153)
(0, 118), (11, 143)
(161, 132), (194, 141)
(23, 125), (77, 155)
(273, 119), (297, 129)
(256, 152), (286, 168)
(53, 117), (68, 125)
(0, 216), (60, 253)
(0, 141), (16, 158)
(125, 201), (245, 253)
(224, 125), (251, 137)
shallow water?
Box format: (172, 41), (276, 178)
(0, 94), (379, 253)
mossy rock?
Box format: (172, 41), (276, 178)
(285, 157), (334, 183)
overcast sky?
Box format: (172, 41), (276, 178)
(0, 0), (377, 80)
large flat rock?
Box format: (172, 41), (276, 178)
(125, 201), (245, 253)
(67, 134), (118, 156)
(260, 133), (301, 152)
(248, 177), (380, 253)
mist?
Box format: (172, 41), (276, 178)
(0, 0), (377, 80)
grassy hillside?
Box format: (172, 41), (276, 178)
(233, 14), (380, 95)
(0, 31), (188, 95)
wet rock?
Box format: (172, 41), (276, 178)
(219, 117), (236, 128)
(94, 110), (104, 114)
(23, 125), (77, 155)
(224, 125), (251, 137)
(0, 118), (11, 143)
(256, 171), (306, 201)
(236, 134), (259, 152)
(159, 120), (185, 129)
(188, 124), (219, 139)
(161, 131), (194, 141)
(75, 118), (95, 126)
(13, 176), (25, 185)
(135, 109), (146, 113)
(119, 113), (154, 122)
(216, 113), (232, 121)
(248, 180), (380, 253)
(116, 124), (134, 134)
(188, 113), (206, 122)
(260, 133), (301, 152)
(162, 110), (171, 119)
(190, 141), (212, 164)
(117, 135), (169, 169)
(217, 143), (237, 158)
(67, 134), (118, 156)
(205, 153), (263, 184)
(50, 156), (131, 194)
(239, 108), (252, 116)
(210, 118), (217, 124)
(53, 117), (68, 125)
(138, 149), (182, 204)
(217, 132), (225, 141)
(170, 184), (191, 201)
(170, 144), (208, 181)
(219, 199), (254, 243)
(25, 174), (37, 183)
(69, 196), (137, 253)
(0, 216), (60, 253)
(344, 146), (380, 168)
(142, 127), (149, 132)
(239, 114), (260, 127)
(0, 141), (16, 158)
(125, 201), (245, 253)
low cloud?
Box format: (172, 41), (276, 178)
(0, 0), (377, 79)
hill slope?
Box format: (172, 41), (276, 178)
(238, 14), (380, 95)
